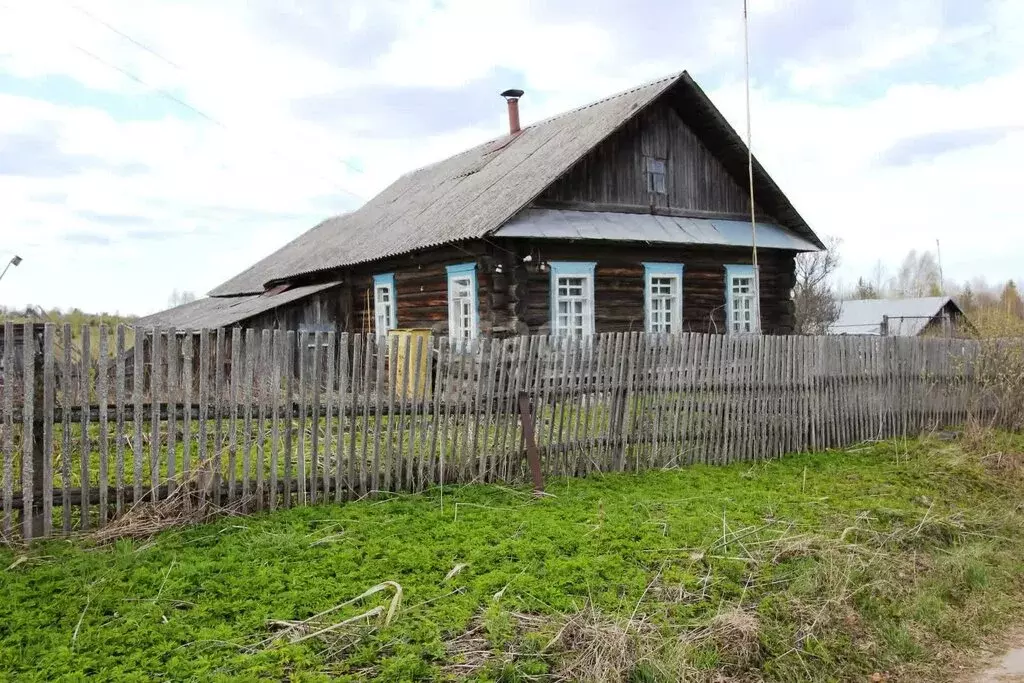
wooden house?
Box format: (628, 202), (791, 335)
(830, 297), (974, 337)
(140, 71), (824, 339)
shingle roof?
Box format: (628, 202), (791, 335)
(210, 71), (822, 296)
(830, 297), (962, 336)
(136, 281), (340, 330)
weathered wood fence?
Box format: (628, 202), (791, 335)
(0, 323), (991, 541)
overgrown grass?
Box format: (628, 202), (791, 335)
(2, 434), (1024, 681)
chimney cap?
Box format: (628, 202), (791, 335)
(500, 88), (525, 99)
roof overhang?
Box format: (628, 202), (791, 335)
(493, 208), (820, 252)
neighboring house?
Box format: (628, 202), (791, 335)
(830, 297), (972, 337)
(140, 70), (824, 339)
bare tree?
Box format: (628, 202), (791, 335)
(892, 250), (942, 298)
(168, 289), (197, 308)
(793, 236), (841, 334)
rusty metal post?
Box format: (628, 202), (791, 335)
(517, 391), (544, 494)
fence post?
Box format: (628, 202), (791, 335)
(29, 326), (45, 538)
(517, 391), (544, 494)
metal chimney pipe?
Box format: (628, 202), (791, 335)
(500, 88), (524, 135)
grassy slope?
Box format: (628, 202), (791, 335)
(2, 436), (1024, 682)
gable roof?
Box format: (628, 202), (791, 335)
(830, 297), (965, 336)
(210, 71), (823, 297)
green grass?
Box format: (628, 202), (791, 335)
(3, 435), (1024, 681)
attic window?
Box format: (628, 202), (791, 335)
(645, 156), (666, 194)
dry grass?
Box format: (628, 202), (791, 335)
(256, 581), (403, 662)
(682, 609), (761, 670)
(90, 461), (254, 544)
(547, 604), (655, 683)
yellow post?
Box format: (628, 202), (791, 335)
(388, 328), (432, 400)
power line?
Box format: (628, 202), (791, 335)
(4, 0), (366, 200)
(63, 2), (366, 180)
(71, 42), (222, 127)
(67, 2), (182, 71)
(75, 43), (364, 201)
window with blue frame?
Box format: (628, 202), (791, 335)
(446, 262), (479, 343)
(643, 263), (684, 334)
(725, 265), (760, 334)
(550, 261), (596, 338)
(373, 273), (396, 339)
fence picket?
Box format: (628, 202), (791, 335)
(297, 331), (309, 505)
(242, 329), (256, 503)
(230, 329), (242, 503)
(371, 335), (387, 494)
(80, 326), (92, 528)
(403, 334), (421, 490)
(98, 326), (110, 523)
(427, 335), (446, 488)
(335, 333), (351, 502)
(43, 325), (55, 536)
(270, 330), (283, 510)
(283, 331), (295, 508)
(357, 334), (373, 495)
(198, 330), (212, 506)
(310, 331), (323, 502)
(116, 326), (128, 516)
(469, 338), (488, 482)
(255, 331), (271, 508)
(165, 331), (177, 496)
(347, 333), (362, 500)
(323, 331), (337, 500)
(21, 325), (35, 541)
(213, 329), (225, 506)
(480, 337), (500, 482)
(1, 321), (12, 537)
(383, 335), (399, 492)
(60, 323), (72, 533)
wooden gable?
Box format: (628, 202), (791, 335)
(536, 101), (766, 218)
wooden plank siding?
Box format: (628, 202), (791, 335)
(537, 101), (766, 217)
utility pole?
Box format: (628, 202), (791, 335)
(936, 240), (944, 295)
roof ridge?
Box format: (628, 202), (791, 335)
(527, 70), (684, 129)
(386, 70), (686, 183)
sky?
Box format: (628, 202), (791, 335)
(0, 0), (1021, 316)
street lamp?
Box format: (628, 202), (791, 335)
(0, 255), (22, 284)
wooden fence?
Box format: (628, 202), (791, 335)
(0, 323), (992, 541)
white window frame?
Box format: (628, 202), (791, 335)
(446, 262), (479, 344)
(645, 156), (666, 194)
(373, 273), (397, 339)
(549, 261), (596, 338)
(643, 262), (684, 334)
(725, 264), (761, 335)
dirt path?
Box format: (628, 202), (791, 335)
(968, 635), (1024, 682)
